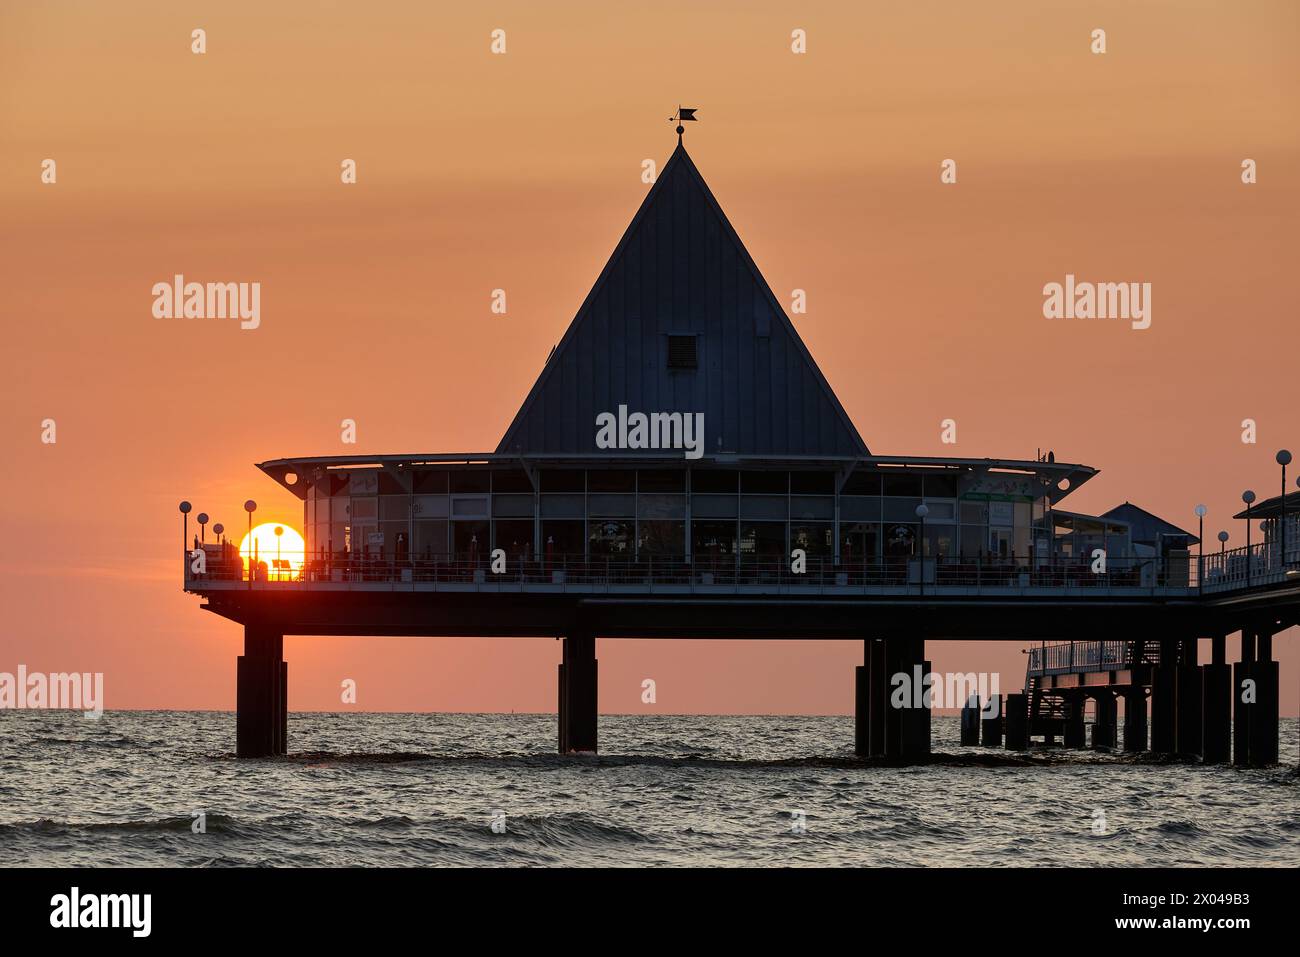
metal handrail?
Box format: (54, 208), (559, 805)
(184, 549), (1206, 594)
(1027, 639), (1134, 676)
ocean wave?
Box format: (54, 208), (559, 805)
(0, 814), (241, 836)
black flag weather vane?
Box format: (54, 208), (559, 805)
(670, 106), (698, 141)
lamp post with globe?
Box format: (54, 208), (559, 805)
(1194, 504), (1207, 593)
(244, 500), (257, 585)
(1242, 490), (1256, 587)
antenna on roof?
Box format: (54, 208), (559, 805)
(669, 106), (698, 144)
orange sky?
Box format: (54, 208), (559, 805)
(2, 1), (1297, 716)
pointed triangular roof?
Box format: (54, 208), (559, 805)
(496, 141), (868, 458)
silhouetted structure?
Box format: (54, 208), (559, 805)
(183, 137), (1296, 764)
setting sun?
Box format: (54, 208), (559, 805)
(239, 523), (305, 580)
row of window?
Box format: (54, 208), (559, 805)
(307, 517), (1036, 563)
(309, 468), (974, 499)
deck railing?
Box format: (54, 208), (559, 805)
(183, 549), (1212, 595)
(1027, 640), (1140, 676)
(1196, 540), (1298, 594)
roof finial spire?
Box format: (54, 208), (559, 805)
(670, 106), (698, 144)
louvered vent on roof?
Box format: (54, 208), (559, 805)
(667, 334), (698, 369)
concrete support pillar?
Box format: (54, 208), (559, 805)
(980, 695), (1003, 747)
(867, 639), (887, 757)
(1150, 662), (1177, 755)
(1122, 689), (1147, 752)
(558, 632), (598, 754)
(1233, 631), (1255, 767)
(854, 639), (890, 758)
(886, 637), (930, 761)
(1062, 692), (1086, 749)
(854, 661), (870, 756)
(1200, 652), (1232, 765)
(236, 624), (286, 758)
(959, 694), (981, 746)
(1251, 632), (1279, 766)
(1091, 691), (1117, 750)
(856, 637), (929, 761)
(1004, 693), (1029, 751)
(1175, 639), (1202, 757)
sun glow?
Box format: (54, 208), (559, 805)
(239, 523), (306, 580)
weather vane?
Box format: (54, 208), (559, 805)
(669, 105), (698, 142)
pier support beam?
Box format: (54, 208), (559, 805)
(1251, 632), (1279, 766)
(854, 639), (889, 757)
(1004, 693), (1028, 751)
(899, 639), (931, 760)
(1201, 635), (1231, 764)
(1150, 643), (1177, 755)
(236, 625), (286, 758)
(1091, 691), (1117, 750)
(1233, 631), (1254, 767)
(854, 637), (929, 761)
(980, 695), (1003, 747)
(1122, 689), (1147, 752)
(959, 694), (981, 746)
(868, 639), (930, 759)
(558, 632), (598, 754)
(1175, 639), (1202, 757)
(1062, 691), (1086, 749)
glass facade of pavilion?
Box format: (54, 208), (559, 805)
(301, 462), (1071, 568)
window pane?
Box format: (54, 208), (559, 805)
(451, 471), (490, 494)
(691, 469), (737, 494)
(588, 493), (634, 517)
(542, 521), (585, 556)
(638, 520), (685, 555)
(540, 494), (584, 518)
(639, 470), (685, 493)
(693, 520), (737, 557)
(413, 520), (449, 556)
(491, 470), (532, 493)
(741, 471), (786, 494)
(540, 470), (585, 493)
(924, 475), (959, 497)
(790, 471), (834, 495)
(587, 470), (635, 493)
(451, 496), (488, 518)
(589, 519), (634, 558)
(791, 522), (833, 556)
(790, 496), (833, 520)
(740, 495), (786, 520)
(841, 523), (880, 561)
(883, 474), (922, 497)
(883, 497), (922, 522)
(380, 496), (409, 521)
(693, 494), (738, 518)
(638, 493), (685, 520)
(841, 470), (881, 496)
(884, 522), (917, 557)
(452, 521), (488, 557)
(414, 470), (448, 494)
(493, 520), (533, 559)
(492, 494), (534, 518)
(739, 522), (785, 562)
